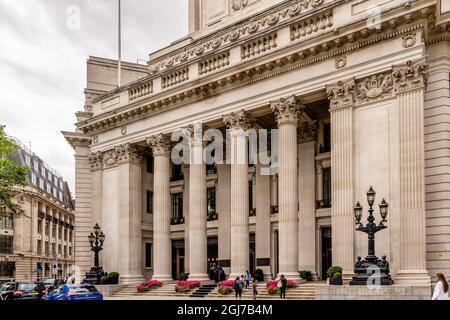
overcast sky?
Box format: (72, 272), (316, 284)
(0, 0), (188, 193)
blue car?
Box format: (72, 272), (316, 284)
(42, 284), (103, 301)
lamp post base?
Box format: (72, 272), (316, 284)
(349, 255), (394, 286)
(83, 266), (106, 285)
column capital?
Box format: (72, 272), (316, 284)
(115, 143), (143, 165)
(146, 134), (171, 157)
(181, 122), (205, 145)
(88, 151), (103, 170)
(223, 109), (254, 130)
(326, 78), (355, 111)
(355, 72), (394, 104)
(271, 95), (304, 126)
(298, 121), (317, 144)
(392, 59), (428, 94)
(102, 149), (119, 168)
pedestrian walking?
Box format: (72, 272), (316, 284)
(244, 270), (251, 289)
(233, 277), (243, 300)
(279, 274), (287, 300)
(432, 273), (449, 300)
(252, 279), (258, 300)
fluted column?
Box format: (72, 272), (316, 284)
(326, 79), (355, 280)
(393, 59), (430, 284)
(223, 110), (253, 277)
(184, 124), (209, 281)
(147, 134), (172, 280)
(271, 96), (302, 280)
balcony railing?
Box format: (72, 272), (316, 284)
(316, 200), (332, 209)
(171, 217), (185, 225)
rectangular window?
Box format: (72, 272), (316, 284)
(45, 222), (49, 236)
(145, 243), (152, 268)
(39, 179), (44, 190)
(38, 219), (42, 234)
(52, 243), (56, 256)
(249, 181), (254, 215)
(0, 262), (15, 278)
(45, 242), (49, 256)
(37, 240), (42, 255)
(64, 229), (67, 241)
(0, 213), (13, 229)
(207, 187), (216, 218)
(171, 193), (184, 223)
(146, 155), (153, 174)
(52, 224), (56, 237)
(31, 173), (37, 185)
(64, 246), (67, 258)
(58, 244), (61, 255)
(69, 246), (72, 256)
(322, 167), (332, 208)
(171, 163), (183, 181)
(146, 191), (153, 214)
(322, 123), (331, 153)
(33, 159), (39, 172)
(0, 235), (13, 254)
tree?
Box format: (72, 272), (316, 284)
(0, 125), (28, 216)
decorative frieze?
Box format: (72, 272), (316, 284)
(147, 134), (171, 156)
(291, 12), (333, 41)
(271, 96), (304, 126)
(162, 67), (189, 89)
(241, 33), (278, 60)
(223, 110), (254, 130)
(129, 79), (153, 101)
(326, 79), (356, 110)
(199, 52), (230, 75)
(298, 121), (317, 144)
(88, 151), (103, 170)
(392, 59), (429, 93)
(356, 73), (394, 104)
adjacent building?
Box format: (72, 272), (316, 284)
(0, 137), (75, 282)
(64, 0), (450, 287)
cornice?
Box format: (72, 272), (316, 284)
(78, 4), (432, 135)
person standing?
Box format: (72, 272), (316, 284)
(233, 277), (243, 300)
(244, 270), (251, 289)
(432, 273), (449, 300)
(252, 279), (258, 300)
(279, 274), (287, 300)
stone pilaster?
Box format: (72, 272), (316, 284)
(392, 59), (430, 284)
(298, 121), (317, 278)
(271, 96), (303, 280)
(116, 144), (146, 284)
(223, 110), (253, 277)
(183, 124), (209, 281)
(326, 79), (355, 281)
(255, 163), (271, 279)
(147, 134), (173, 280)
(217, 164), (231, 275)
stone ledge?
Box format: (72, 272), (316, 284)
(96, 284), (129, 297)
(316, 285), (432, 300)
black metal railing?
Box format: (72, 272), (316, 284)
(171, 217), (185, 225)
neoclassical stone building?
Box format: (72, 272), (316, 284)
(64, 0), (450, 285)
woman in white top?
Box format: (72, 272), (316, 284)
(432, 273), (449, 300)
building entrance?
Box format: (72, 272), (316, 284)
(321, 227), (332, 280)
(172, 239), (185, 280)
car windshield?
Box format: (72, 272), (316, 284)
(42, 279), (55, 285)
(18, 283), (38, 292)
(69, 286), (90, 294)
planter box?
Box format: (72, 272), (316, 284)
(329, 277), (343, 285)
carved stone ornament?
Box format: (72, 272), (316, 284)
(121, 126), (127, 136)
(326, 79), (356, 110)
(298, 121), (318, 143)
(402, 33), (416, 48)
(88, 151), (103, 170)
(181, 122), (204, 145)
(102, 149), (118, 168)
(115, 143), (142, 164)
(392, 59), (429, 93)
(335, 55), (347, 69)
(271, 95), (304, 126)
(223, 110), (254, 130)
(231, 0), (248, 12)
(356, 73), (393, 103)
(146, 134), (171, 156)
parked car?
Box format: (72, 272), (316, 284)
(38, 279), (64, 292)
(0, 282), (47, 300)
(42, 284), (103, 301)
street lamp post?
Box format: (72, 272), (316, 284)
(83, 224), (106, 285)
(349, 186), (394, 285)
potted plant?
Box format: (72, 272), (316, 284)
(299, 270), (313, 281)
(326, 266), (343, 285)
(107, 272), (120, 284)
(178, 272), (190, 281)
(254, 269), (264, 281)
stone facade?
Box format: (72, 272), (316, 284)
(64, 0), (450, 289)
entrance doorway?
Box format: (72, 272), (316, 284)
(207, 237), (218, 279)
(321, 227), (332, 280)
(172, 239), (185, 280)
(249, 233), (256, 275)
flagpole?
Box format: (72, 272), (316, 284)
(118, 0), (122, 87)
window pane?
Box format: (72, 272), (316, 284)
(145, 243), (152, 268)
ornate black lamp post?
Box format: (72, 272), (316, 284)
(350, 187), (394, 285)
(83, 224), (106, 285)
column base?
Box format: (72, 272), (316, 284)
(342, 270), (355, 285)
(119, 275), (146, 285)
(152, 274), (174, 282)
(188, 274), (210, 281)
(277, 272), (302, 282)
(395, 270), (431, 285)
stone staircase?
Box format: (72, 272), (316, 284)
(189, 284), (217, 298)
(208, 284), (316, 300)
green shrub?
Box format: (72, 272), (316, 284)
(100, 276), (109, 285)
(326, 266), (343, 278)
(299, 271), (313, 281)
(254, 269), (264, 281)
(333, 272), (342, 279)
(106, 272), (120, 284)
(178, 272), (190, 281)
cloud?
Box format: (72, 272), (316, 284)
(0, 0), (188, 193)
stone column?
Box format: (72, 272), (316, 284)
(217, 164), (231, 275)
(147, 134), (173, 281)
(393, 59), (430, 284)
(298, 122), (318, 278)
(255, 163), (271, 279)
(223, 110), (253, 277)
(184, 125), (209, 281)
(88, 152), (103, 265)
(116, 144), (145, 284)
(326, 79), (356, 280)
(271, 96), (303, 280)
(316, 164), (323, 204)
